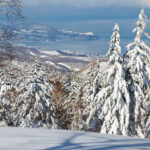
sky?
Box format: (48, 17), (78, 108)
(22, 0), (150, 8)
(21, 0), (150, 28)
(20, 0), (150, 54)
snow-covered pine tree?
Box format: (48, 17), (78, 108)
(14, 57), (57, 129)
(62, 67), (85, 130)
(63, 67), (79, 103)
(83, 65), (96, 103)
(82, 60), (100, 103)
(99, 24), (131, 136)
(86, 24), (131, 135)
(80, 60), (102, 131)
(0, 65), (22, 127)
(0, 70), (12, 126)
(126, 9), (150, 138)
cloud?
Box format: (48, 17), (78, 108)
(22, 0), (150, 8)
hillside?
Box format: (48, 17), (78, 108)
(11, 46), (96, 72)
(0, 127), (150, 150)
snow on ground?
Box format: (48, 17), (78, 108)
(40, 55), (47, 58)
(80, 32), (95, 36)
(28, 51), (36, 56)
(60, 30), (95, 36)
(45, 61), (55, 66)
(61, 50), (75, 54)
(69, 56), (93, 61)
(57, 62), (71, 70)
(58, 56), (92, 62)
(41, 51), (60, 55)
(0, 127), (149, 150)
(57, 62), (80, 71)
(20, 29), (33, 34)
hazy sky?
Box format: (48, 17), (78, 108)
(22, 0), (150, 8)
(21, 0), (150, 24)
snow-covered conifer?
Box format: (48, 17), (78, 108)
(14, 58), (57, 129)
(0, 70), (12, 126)
(63, 67), (79, 103)
(61, 66), (87, 130)
(100, 24), (130, 136)
(126, 9), (150, 138)
(86, 24), (131, 135)
(0, 65), (22, 127)
(106, 24), (121, 59)
(83, 61), (100, 103)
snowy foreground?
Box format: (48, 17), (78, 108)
(0, 127), (150, 150)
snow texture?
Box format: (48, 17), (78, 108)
(0, 127), (150, 150)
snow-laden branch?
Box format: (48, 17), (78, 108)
(144, 32), (150, 39)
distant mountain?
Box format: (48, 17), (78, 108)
(12, 24), (99, 42)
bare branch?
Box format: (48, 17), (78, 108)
(0, 0), (24, 21)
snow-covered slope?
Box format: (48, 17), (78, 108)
(0, 127), (149, 150)
(77, 58), (106, 78)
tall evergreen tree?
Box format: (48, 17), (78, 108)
(86, 24), (131, 135)
(126, 9), (150, 138)
(100, 24), (130, 136)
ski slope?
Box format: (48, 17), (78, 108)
(0, 127), (149, 150)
